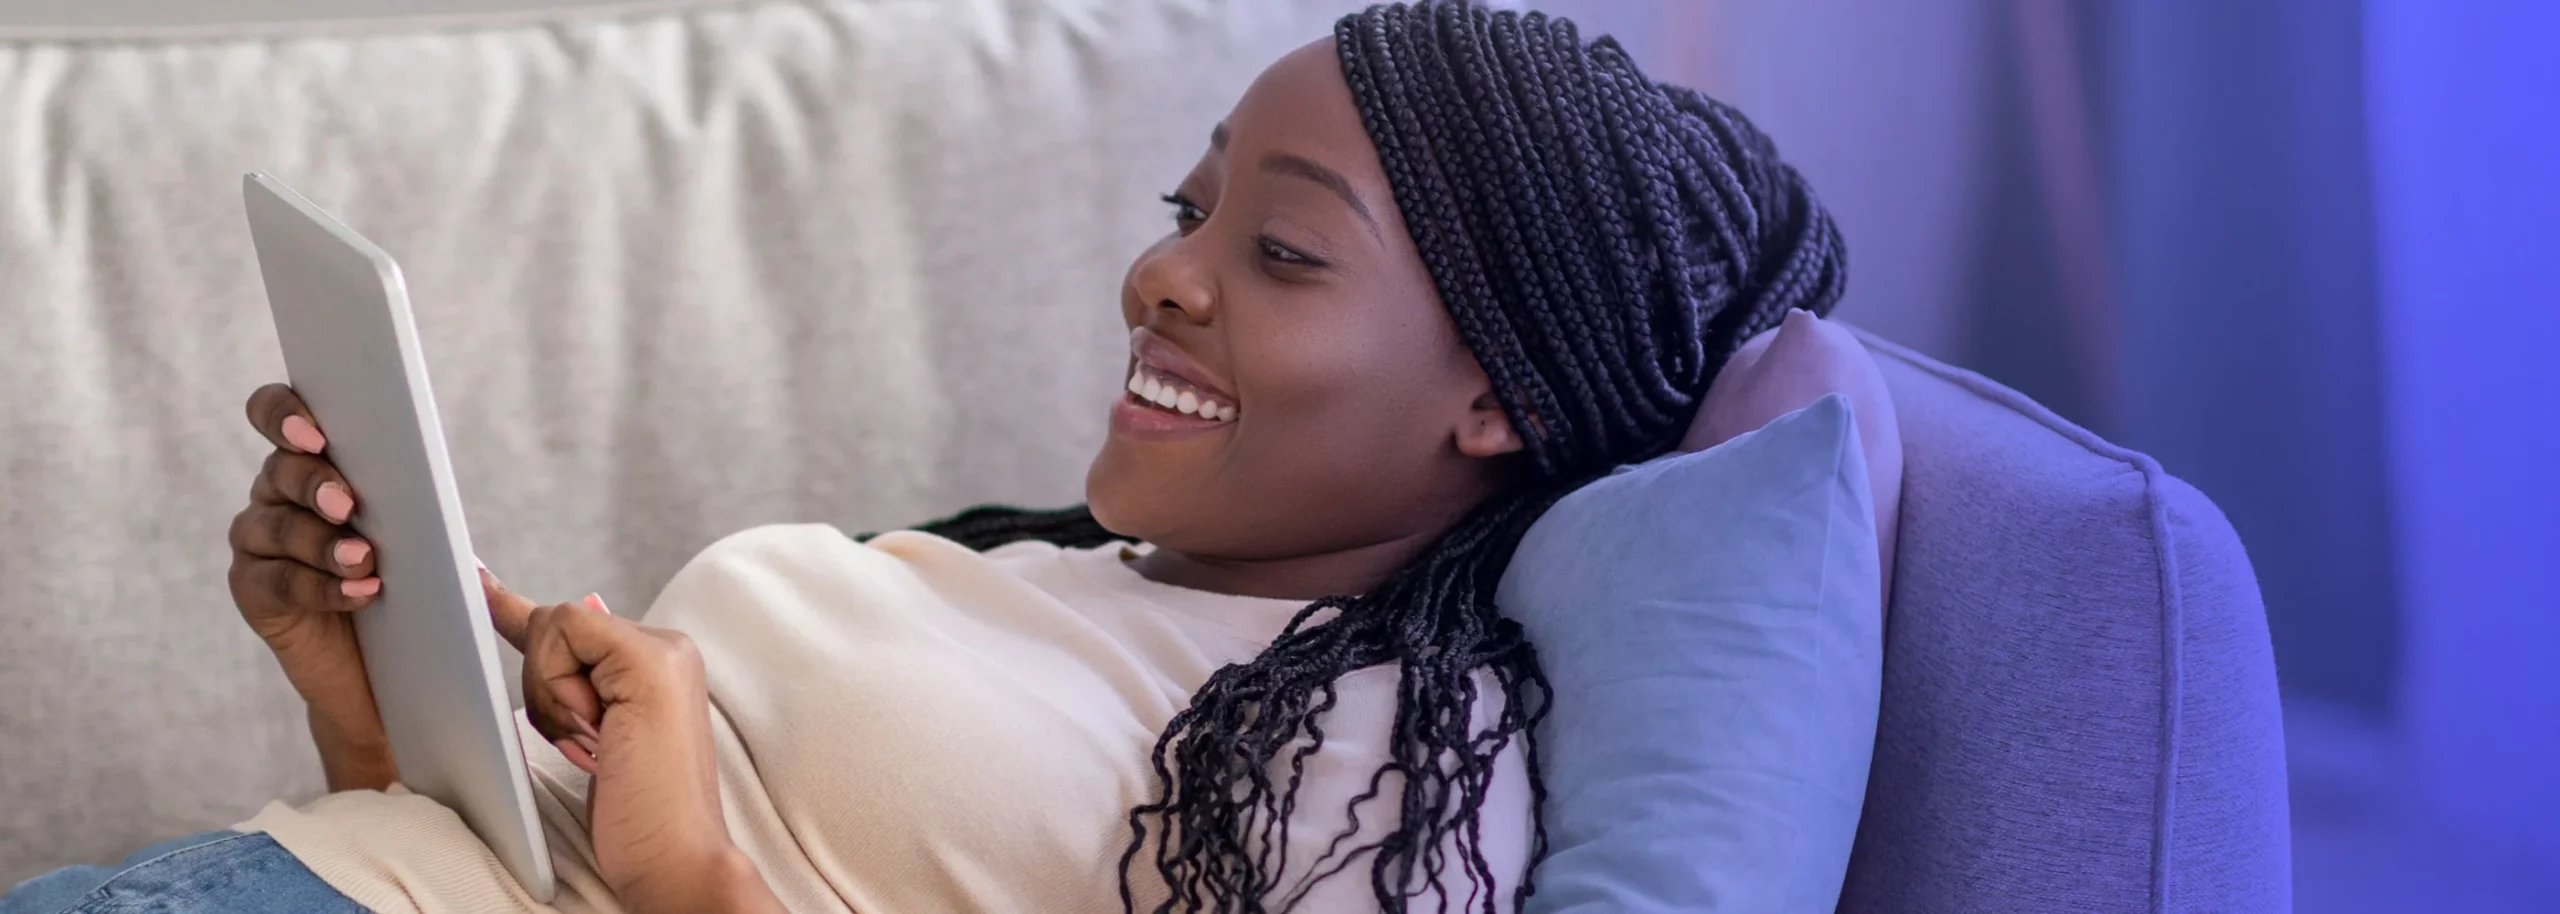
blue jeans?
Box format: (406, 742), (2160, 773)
(0, 832), (368, 913)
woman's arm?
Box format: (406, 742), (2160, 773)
(223, 384), (409, 792)
(624, 847), (784, 914)
(483, 574), (787, 914)
(306, 704), (398, 792)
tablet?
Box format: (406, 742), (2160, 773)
(243, 172), (556, 902)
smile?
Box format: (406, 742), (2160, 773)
(1126, 364), (1238, 422)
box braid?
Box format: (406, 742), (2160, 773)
(874, 3), (1844, 911)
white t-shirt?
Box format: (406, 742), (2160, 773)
(240, 524), (1532, 913)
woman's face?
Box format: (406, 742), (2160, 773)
(1085, 39), (1522, 595)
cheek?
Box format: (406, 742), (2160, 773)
(1235, 311), (1461, 465)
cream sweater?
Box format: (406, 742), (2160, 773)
(239, 525), (1531, 913)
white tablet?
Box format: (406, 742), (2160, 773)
(243, 172), (556, 902)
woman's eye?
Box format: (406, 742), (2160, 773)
(1258, 237), (1316, 267)
(1160, 193), (1207, 230)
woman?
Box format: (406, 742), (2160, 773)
(3, 3), (1857, 912)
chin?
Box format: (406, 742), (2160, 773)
(1087, 444), (1219, 550)
(1083, 449), (1149, 541)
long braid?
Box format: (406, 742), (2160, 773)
(882, 4), (1845, 911)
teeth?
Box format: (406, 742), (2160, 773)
(1126, 364), (1239, 423)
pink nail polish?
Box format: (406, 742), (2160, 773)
(315, 483), (353, 522)
(341, 577), (381, 598)
(573, 733), (600, 757)
(583, 593), (610, 614)
(334, 539), (370, 568)
(281, 415), (326, 453)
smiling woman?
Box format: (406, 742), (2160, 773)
(1088, 36), (1540, 600)
(1072, 3), (1844, 907)
(3, 3), (1850, 914)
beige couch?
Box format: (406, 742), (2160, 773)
(0, 0), (1357, 880)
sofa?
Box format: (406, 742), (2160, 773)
(0, 1), (2290, 909)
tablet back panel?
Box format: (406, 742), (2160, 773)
(243, 172), (555, 902)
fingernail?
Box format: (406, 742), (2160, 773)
(315, 483), (353, 522)
(334, 538), (371, 568)
(555, 737), (596, 770)
(341, 577), (381, 598)
(474, 555), (487, 572)
(583, 593), (610, 614)
(281, 415), (326, 453)
(573, 733), (600, 757)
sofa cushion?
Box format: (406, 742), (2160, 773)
(1502, 395), (1883, 914)
(1838, 330), (2291, 913)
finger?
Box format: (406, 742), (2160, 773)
(230, 505), (374, 578)
(229, 557), (379, 615)
(522, 605), (610, 740)
(540, 605), (696, 712)
(251, 450), (358, 525)
(552, 736), (599, 775)
(541, 601), (664, 671)
(481, 564), (542, 651)
(246, 383), (327, 454)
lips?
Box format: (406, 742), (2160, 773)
(1109, 326), (1239, 439)
(1128, 326), (1238, 407)
(1127, 363), (1237, 422)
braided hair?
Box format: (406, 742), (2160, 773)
(902, 3), (1845, 911)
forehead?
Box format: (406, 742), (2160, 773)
(1220, 38), (1378, 174)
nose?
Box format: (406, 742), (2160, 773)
(1127, 234), (1217, 326)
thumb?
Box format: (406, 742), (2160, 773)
(479, 560), (540, 651)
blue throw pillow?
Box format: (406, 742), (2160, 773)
(1499, 394), (1884, 913)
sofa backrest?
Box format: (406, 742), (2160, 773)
(1843, 330), (2292, 913)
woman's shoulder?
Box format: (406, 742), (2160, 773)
(683, 524), (1010, 573)
(638, 524), (940, 621)
(659, 524), (1127, 617)
(676, 523), (878, 579)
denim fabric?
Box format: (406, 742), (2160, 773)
(0, 832), (366, 914)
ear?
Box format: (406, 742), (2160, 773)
(1456, 390), (1526, 458)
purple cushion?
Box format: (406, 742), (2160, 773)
(1838, 330), (2292, 913)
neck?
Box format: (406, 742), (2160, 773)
(1127, 529), (1447, 602)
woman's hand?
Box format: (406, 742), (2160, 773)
(226, 384), (395, 789)
(480, 572), (785, 914)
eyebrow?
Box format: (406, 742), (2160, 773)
(1211, 123), (1380, 237)
(1263, 152), (1379, 234)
